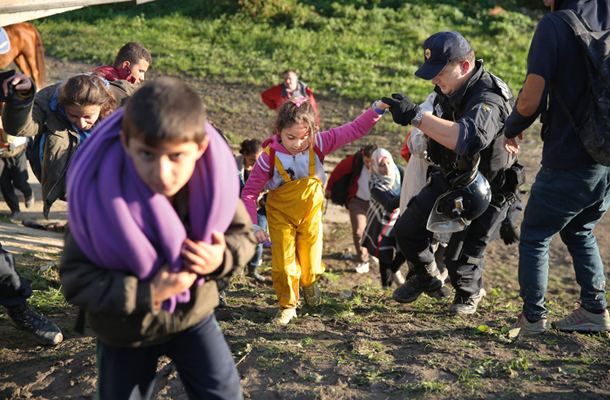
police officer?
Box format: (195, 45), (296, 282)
(384, 31), (522, 315)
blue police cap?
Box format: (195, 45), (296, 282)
(415, 31), (472, 80)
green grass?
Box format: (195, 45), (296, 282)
(35, 0), (544, 103)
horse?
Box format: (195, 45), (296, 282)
(0, 23), (46, 88)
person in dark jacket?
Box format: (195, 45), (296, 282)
(504, 0), (610, 334)
(1, 73), (131, 218)
(60, 78), (256, 399)
(361, 149), (406, 287)
(384, 31), (520, 315)
(326, 143), (377, 273)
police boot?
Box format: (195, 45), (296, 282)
(392, 261), (443, 304)
(248, 263), (270, 284)
(4, 302), (63, 345)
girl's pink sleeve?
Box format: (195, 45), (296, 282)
(241, 153), (271, 225)
(316, 108), (382, 155)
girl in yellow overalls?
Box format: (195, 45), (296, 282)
(242, 97), (389, 324)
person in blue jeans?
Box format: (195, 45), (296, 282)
(58, 78), (256, 399)
(504, 0), (610, 334)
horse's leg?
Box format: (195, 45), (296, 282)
(13, 54), (32, 77)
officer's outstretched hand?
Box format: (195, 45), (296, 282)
(381, 93), (420, 126)
(500, 221), (519, 245)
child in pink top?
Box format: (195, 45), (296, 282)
(242, 97), (389, 324)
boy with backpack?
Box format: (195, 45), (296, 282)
(325, 143), (377, 273)
(504, 0), (610, 334)
(59, 77), (256, 399)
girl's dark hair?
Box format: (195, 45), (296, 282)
(122, 77), (207, 146)
(271, 99), (318, 147)
(363, 143), (378, 158)
(57, 74), (117, 120)
(239, 138), (262, 155)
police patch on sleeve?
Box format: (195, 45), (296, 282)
(472, 103), (493, 114)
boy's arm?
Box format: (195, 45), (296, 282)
(316, 107), (384, 155)
(60, 230), (156, 317)
(205, 200), (257, 281)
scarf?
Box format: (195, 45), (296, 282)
(66, 108), (239, 313)
(371, 148), (401, 196)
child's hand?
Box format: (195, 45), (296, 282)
(152, 264), (198, 308)
(255, 230), (268, 244)
(376, 100), (390, 111)
(181, 231), (226, 276)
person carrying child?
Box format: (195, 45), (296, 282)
(59, 77), (256, 399)
(241, 97), (389, 324)
(361, 148), (406, 288)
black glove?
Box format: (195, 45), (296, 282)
(381, 93), (420, 126)
(500, 221), (520, 245)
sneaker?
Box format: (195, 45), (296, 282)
(392, 270), (405, 286)
(302, 283), (321, 307)
(449, 288), (486, 315)
(25, 194), (34, 209)
(247, 264), (270, 284)
(8, 211), (21, 220)
(510, 313), (549, 335)
(4, 302), (63, 345)
(218, 290), (227, 308)
(272, 308), (297, 325)
(552, 306), (610, 333)
(392, 271), (443, 303)
(355, 262), (369, 274)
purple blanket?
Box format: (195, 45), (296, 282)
(67, 107), (239, 313)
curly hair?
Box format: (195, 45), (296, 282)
(57, 74), (117, 120)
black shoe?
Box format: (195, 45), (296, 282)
(393, 272), (443, 303)
(4, 302), (63, 345)
(449, 289), (486, 315)
(427, 285), (452, 301)
(248, 264), (270, 284)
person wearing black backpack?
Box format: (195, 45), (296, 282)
(326, 143), (377, 274)
(504, 0), (610, 335)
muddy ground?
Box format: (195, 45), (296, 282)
(0, 57), (609, 399)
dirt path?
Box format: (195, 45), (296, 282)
(1, 57), (609, 399)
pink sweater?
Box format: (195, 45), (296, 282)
(241, 107), (383, 228)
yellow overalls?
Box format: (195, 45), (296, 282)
(266, 147), (326, 309)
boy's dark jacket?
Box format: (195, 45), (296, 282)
(1, 80), (136, 216)
(60, 200), (256, 347)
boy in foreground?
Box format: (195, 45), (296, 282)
(59, 77), (256, 399)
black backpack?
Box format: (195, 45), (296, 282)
(329, 150), (364, 207)
(553, 10), (610, 166)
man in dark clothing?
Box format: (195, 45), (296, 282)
(384, 31), (519, 315)
(504, 0), (610, 334)
(1, 242), (63, 345)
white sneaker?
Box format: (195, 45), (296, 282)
(392, 270), (405, 285)
(355, 262), (369, 274)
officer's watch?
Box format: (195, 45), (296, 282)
(411, 107), (424, 128)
